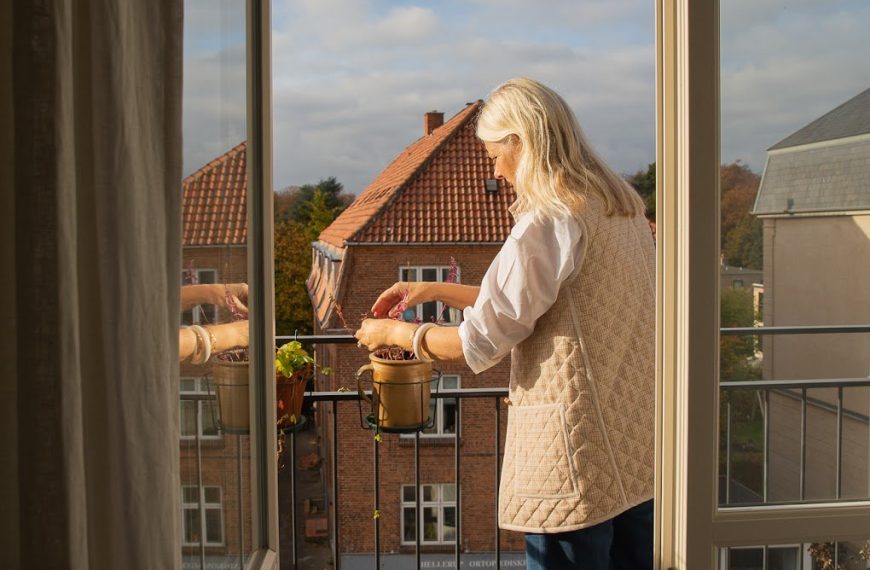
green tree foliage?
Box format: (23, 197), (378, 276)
(274, 178), (353, 335)
(720, 162), (762, 270)
(626, 162), (656, 221)
(720, 287), (760, 381)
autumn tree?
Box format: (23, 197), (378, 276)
(720, 161), (762, 269)
(274, 178), (354, 336)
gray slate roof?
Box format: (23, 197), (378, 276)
(770, 87), (870, 150)
(754, 88), (870, 216)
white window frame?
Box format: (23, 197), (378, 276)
(400, 483), (457, 546)
(181, 485), (225, 547)
(398, 265), (462, 325)
(180, 377), (221, 441)
(181, 268), (219, 325)
(656, 1), (870, 567)
(400, 375), (460, 439)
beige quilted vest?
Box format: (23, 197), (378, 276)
(498, 196), (655, 533)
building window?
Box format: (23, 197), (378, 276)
(181, 268), (219, 325)
(399, 266), (461, 325)
(402, 375), (459, 438)
(180, 378), (220, 440)
(732, 279), (744, 289)
(182, 485), (224, 546)
(401, 483), (457, 545)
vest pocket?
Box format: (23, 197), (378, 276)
(510, 403), (579, 499)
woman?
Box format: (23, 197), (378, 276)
(355, 78), (655, 569)
(179, 283), (249, 363)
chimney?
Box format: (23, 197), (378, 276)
(424, 111), (444, 135)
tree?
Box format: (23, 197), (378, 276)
(720, 162), (762, 269)
(626, 163), (656, 221)
(720, 287), (759, 381)
(273, 178), (354, 335)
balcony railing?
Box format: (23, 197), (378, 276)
(180, 326), (870, 569)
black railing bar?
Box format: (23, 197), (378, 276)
(290, 430), (298, 568)
(276, 334), (357, 345)
(495, 396), (501, 568)
(374, 433), (381, 569)
(725, 394), (731, 506)
(720, 325), (870, 336)
(237, 437), (244, 570)
(332, 403), (340, 570)
(455, 398), (462, 569)
(763, 391), (769, 503)
(800, 389), (807, 501)
(196, 406), (206, 570)
(836, 387), (843, 500)
(305, 388), (509, 403)
(415, 431), (421, 569)
(720, 378), (870, 391)
(181, 393), (218, 402)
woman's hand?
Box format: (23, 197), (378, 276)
(371, 282), (431, 318)
(221, 283), (249, 317)
(354, 318), (415, 351)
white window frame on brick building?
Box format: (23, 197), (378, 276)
(401, 375), (460, 439)
(399, 266), (461, 325)
(182, 485), (225, 547)
(180, 377), (221, 441)
(400, 483), (457, 546)
(181, 268), (219, 325)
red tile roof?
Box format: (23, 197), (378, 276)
(182, 141), (247, 246)
(318, 102), (516, 248)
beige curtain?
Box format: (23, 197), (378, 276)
(1, 1), (183, 568)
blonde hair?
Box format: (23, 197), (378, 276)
(476, 77), (645, 220)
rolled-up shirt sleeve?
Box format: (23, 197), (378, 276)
(459, 213), (585, 374)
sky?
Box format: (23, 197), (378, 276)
(182, 0), (870, 194)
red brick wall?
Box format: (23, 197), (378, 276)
(317, 244), (525, 555)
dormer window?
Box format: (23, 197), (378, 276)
(485, 179), (499, 193)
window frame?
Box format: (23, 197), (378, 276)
(656, 1), (870, 567)
(400, 483), (458, 546)
(181, 485), (225, 547)
(398, 265), (462, 325)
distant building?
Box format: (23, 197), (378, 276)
(753, 88), (870, 503)
(307, 104), (526, 566)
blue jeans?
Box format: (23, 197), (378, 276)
(524, 500), (653, 570)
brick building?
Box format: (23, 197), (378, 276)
(180, 142), (253, 567)
(307, 103), (527, 567)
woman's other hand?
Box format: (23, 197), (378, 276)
(222, 283), (249, 317)
(355, 318), (415, 351)
(371, 282), (429, 318)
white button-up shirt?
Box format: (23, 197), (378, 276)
(458, 212), (586, 374)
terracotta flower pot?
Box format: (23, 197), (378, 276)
(356, 353), (439, 432)
(211, 352), (249, 434)
(276, 364), (312, 430)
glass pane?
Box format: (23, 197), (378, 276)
(205, 508), (223, 544)
(180, 401), (197, 438)
(719, 0), (870, 511)
(204, 487), (220, 504)
(423, 485), (437, 502)
(402, 268), (417, 282)
(421, 268), (438, 282)
(442, 507), (456, 541)
(442, 400), (457, 435)
(422, 401), (438, 435)
(422, 300), (438, 324)
(728, 548), (763, 570)
(180, 378), (196, 392)
(183, 508), (200, 544)
(768, 547), (799, 570)
(720, 390), (764, 505)
(422, 507), (439, 541)
(182, 0), (251, 564)
(442, 376), (459, 390)
(182, 486), (199, 503)
(402, 507), (416, 542)
(402, 485), (415, 502)
(442, 484), (456, 502)
(201, 401), (219, 436)
(441, 267), (450, 282)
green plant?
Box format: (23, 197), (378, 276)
(275, 340), (316, 377)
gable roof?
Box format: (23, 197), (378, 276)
(182, 141), (247, 246)
(317, 102), (516, 248)
(769, 87), (870, 150)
